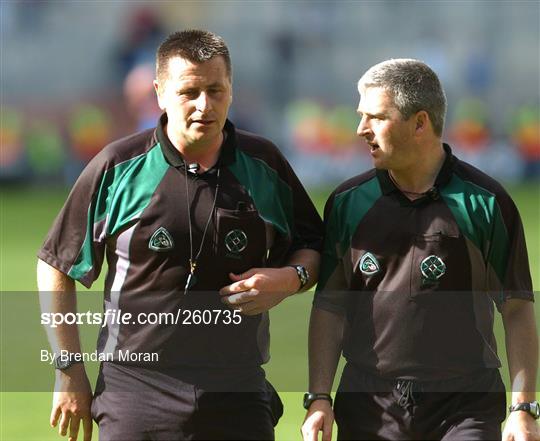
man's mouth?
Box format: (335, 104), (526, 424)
(192, 119), (214, 126)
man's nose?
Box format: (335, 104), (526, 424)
(357, 116), (370, 137)
(195, 92), (211, 112)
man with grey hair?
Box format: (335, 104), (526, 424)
(301, 59), (538, 440)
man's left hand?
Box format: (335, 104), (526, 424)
(502, 411), (540, 441)
(219, 267), (300, 315)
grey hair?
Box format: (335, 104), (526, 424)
(358, 59), (447, 136)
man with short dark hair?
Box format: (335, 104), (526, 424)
(301, 59), (539, 441)
(38, 29), (323, 440)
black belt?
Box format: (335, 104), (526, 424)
(340, 363), (501, 395)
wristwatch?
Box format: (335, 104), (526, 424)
(53, 353), (83, 371)
(303, 393), (333, 410)
(508, 401), (540, 419)
(287, 265), (309, 290)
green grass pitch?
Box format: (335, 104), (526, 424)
(1, 182), (538, 440)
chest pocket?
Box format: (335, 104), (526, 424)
(214, 207), (267, 274)
(410, 232), (469, 297)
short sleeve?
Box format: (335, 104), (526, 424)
(230, 133), (324, 266)
(38, 154), (111, 288)
(313, 192), (349, 315)
(488, 191), (534, 308)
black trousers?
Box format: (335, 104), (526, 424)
(91, 362), (283, 441)
(334, 364), (506, 441)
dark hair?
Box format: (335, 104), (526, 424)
(156, 29), (232, 82)
(358, 59), (447, 137)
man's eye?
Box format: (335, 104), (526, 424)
(180, 90), (198, 98)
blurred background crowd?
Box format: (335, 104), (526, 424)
(1, 1), (539, 188)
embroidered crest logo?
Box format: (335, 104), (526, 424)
(148, 227), (174, 252)
(359, 252), (380, 276)
(224, 229), (248, 254)
(420, 255), (446, 281)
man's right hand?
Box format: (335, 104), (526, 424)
(50, 365), (93, 441)
(301, 399), (334, 441)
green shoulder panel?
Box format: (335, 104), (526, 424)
(68, 144), (168, 280)
(441, 175), (509, 286)
(318, 177), (382, 290)
(227, 148), (293, 236)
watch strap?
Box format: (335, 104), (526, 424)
(509, 401), (540, 419)
(303, 392), (333, 410)
(53, 353), (83, 370)
(286, 265), (309, 290)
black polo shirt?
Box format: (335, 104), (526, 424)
(39, 114), (323, 368)
(314, 144), (533, 380)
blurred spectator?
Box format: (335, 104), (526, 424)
(285, 99), (358, 154)
(123, 63), (161, 131)
(26, 120), (65, 178)
(65, 104), (113, 184)
(509, 104), (540, 178)
(0, 108), (25, 180)
(116, 7), (166, 80)
(68, 104), (112, 163)
(270, 30), (297, 116)
(449, 97), (491, 154)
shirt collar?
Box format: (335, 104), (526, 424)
(377, 143), (456, 196)
(156, 113), (237, 172)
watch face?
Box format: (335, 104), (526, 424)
(532, 402), (540, 418)
(300, 267), (308, 283)
(295, 265), (308, 287)
(54, 355), (71, 370)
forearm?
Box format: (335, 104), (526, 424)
(502, 299), (538, 403)
(286, 248), (320, 292)
(37, 259), (93, 441)
(37, 259), (84, 356)
(308, 307), (345, 393)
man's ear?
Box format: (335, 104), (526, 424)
(415, 111), (429, 134)
(153, 79), (166, 110)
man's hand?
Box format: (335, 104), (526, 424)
(502, 411), (540, 441)
(219, 267), (300, 315)
(301, 400), (334, 441)
(50, 365), (93, 441)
